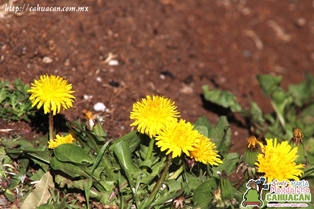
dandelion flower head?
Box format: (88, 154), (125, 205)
(48, 134), (75, 149)
(255, 138), (304, 182)
(190, 134), (222, 165)
(28, 74), (75, 115)
(130, 95), (180, 138)
(155, 119), (198, 158)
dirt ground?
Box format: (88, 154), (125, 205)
(1, 0), (314, 154)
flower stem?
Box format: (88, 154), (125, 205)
(270, 100), (285, 130)
(145, 137), (155, 161)
(139, 154), (172, 209)
(49, 112), (54, 141)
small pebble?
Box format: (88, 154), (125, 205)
(42, 56), (53, 63)
(108, 60), (119, 66)
(180, 85), (193, 94)
(96, 77), (102, 82)
(296, 18), (306, 28)
(83, 95), (93, 100)
(93, 102), (106, 112)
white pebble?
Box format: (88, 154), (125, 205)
(180, 85), (193, 94)
(83, 95), (93, 100)
(108, 60), (119, 66)
(96, 77), (102, 82)
(42, 56), (53, 63)
(93, 102), (106, 112)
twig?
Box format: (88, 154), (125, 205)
(243, 30), (263, 50)
(103, 52), (117, 64)
(0, 129), (14, 132)
(267, 20), (291, 42)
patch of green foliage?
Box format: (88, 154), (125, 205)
(203, 73), (314, 208)
(2, 117), (235, 208)
(202, 72), (314, 161)
(0, 79), (35, 122)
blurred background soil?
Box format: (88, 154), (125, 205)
(1, 0), (314, 154)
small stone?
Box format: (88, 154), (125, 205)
(96, 77), (102, 82)
(108, 60), (119, 66)
(93, 102), (106, 112)
(83, 95), (93, 100)
(180, 85), (193, 94)
(296, 18), (306, 28)
(42, 56), (53, 63)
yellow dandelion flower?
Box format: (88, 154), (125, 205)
(48, 134), (75, 149)
(190, 134), (222, 165)
(28, 75), (75, 115)
(155, 119), (198, 158)
(130, 95), (180, 138)
(255, 138), (304, 182)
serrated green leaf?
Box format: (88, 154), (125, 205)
(184, 172), (204, 192)
(150, 180), (184, 207)
(54, 144), (93, 165)
(256, 74), (282, 98)
(289, 72), (314, 107)
(29, 168), (46, 181)
(50, 157), (88, 178)
(202, 85), (242, 112)
(212, 153), (240, 178)
(4, 189), (16, 202)
(138, 156), (166, 185)
(54, 174), (85, 190)
(193, 178), (217, 208)
(247, 100), (264, 124)
(194, 125), (209, 137)
(208, 116), (231, 155)
(112, 137), (141, 187)
(194, 116), (214, 135)
(109, 130), (141, 153)
(300, 102), (314, 125)
(272, 87), (292, 108)
(67, 121), (102, 154)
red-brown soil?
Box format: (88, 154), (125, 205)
(1, 0), (314, 154)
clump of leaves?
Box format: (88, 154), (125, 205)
(0, 79), (35, 122)
(202, 72), (314, 170)
(3, 116), (236, 209)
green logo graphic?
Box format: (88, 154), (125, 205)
(241, 177), (269, 207)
